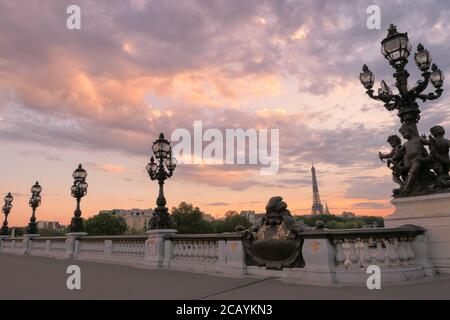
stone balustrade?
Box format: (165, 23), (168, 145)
(0, 225), (435, 285)
(296, 225), (434, 284)
(163, 233), (243, 274)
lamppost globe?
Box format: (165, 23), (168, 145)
(73, 164), (87, 182)
(4, 192), (13, 204)
(165, 156), (177, 172)
(381, 24), (412, 67)
(430, 64), (444, 88)
(81, 182), (88, 193)
(359, 65), (374, 89)
(414, 43), (432, 72)
(152, 133), (171, 159)
(31, 181), (42, 195)
(146, 157), (158, 177)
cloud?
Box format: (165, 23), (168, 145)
(344, 175), (393, 200)
(205, 202), (230, 206)
(351, 202), (393, 210)
(2, 0), (450, 196)
(87, 163), (126, 173)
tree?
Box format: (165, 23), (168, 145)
(295, 213), (385, 229)
(171, 202), (214, 234)
(85, 213), (127, 235)
(213, 212), (252, 233)
(38, 228), (66, 237)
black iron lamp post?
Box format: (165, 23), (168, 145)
(69, 164), (88, 232)
(1, 193), (14, 236)
(27, 181), (42, 235)
(360, 24), (444, 135)
(146, 133), (177, 229)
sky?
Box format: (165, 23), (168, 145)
(1, 0), (450, 226)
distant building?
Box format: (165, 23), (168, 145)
(100, 209), (154, 232)
(240, 210), (265, 225)
(202, 213), (215, 222)
(36, 221), (64, 231)
(341, 211), (356, 218)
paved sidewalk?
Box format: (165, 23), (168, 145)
(0, 253), (449, 299)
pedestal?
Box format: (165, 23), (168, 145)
(142, 229), (176, 268)
(385, 193), (450, 274)
(0, 235), (10, 251)
(23, 234), (40, 255)
(301, 239), (336, 285)
(65, 232), (88, 259)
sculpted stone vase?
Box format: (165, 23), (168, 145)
(242, 196), (306, 270)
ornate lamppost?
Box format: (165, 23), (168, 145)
(360, 24), (445, 195)
(1, 193), (14, 236)
(27, 181), (42, 235)
(146, 133), (177, 229)
(69, 164), (88, 232)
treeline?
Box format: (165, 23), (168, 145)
(296, 214), (384, 229)
(171, 202), (251, 234)
(9, 205), (385, 236)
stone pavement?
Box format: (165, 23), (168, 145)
(0, 253), (449, 299)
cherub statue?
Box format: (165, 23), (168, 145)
(399, 125), (435, 194)
(422, 125), (450, 187)
(379, 135), (406, 190)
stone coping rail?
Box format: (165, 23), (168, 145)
(300, 225), (425, 239)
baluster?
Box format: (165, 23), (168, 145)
(361, 238), (374, 265)
(178, 241), (183, 259)
(126, 242), (130, 255)
(173, 241), (179, 258)
(128, 242), (133, 256)
(184, 241), (189, 259)
(214, 241), (219, 261)
(193, 241), (199, 260)
(398, 237), (409, 266)
(406, 237), (416, 264)
(199, 242), (205, 261)
(348, 239), (360, 267)
(334, 239), (346, 267)
(374, 238), (386, 265)
(208, 241), (214, 262)
(188, 241), (195, 260)
(387, 237), (400, 267)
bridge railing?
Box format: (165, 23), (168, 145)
(293, 225), (434, 284)
(0, 225), (434, 285)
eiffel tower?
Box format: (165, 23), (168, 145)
(311, 163), (324, 215)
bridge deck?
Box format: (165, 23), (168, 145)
(1, 253), (449, 299)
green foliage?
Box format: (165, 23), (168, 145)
(126, 228), (144, 235)
(85, 212), (127, 235)
(170, 204), (252, 234)
(171, 202), (214, 234)
(296, 214), (384, 229)
(38, 228), (66, 237)
(212, 211), (252, 233)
